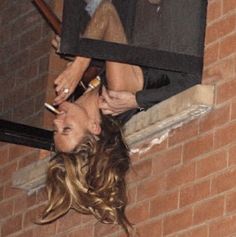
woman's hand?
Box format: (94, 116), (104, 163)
(51, 35), (61, 52)
(53, 60), (82, 105)
(99, 87), (138, 116)
(51, 35), (80, 105)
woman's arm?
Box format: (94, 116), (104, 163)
(53, 56), (91, 105)
(100, 72), (201, 115)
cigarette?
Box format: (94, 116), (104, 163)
(44, 103), (60, 115)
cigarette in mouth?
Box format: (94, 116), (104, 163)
(44, 103), (61, 115)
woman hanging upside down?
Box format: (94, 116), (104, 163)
(39, 0), (200, 235)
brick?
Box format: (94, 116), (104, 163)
(183, 133), (213, 162)
(214, 121), (236, 148)
(9, 144), (33, 160)
(203, 56), (235, 83)
(81, 213), (95, 224)
(127, 159), (152, 184)
(177, 225), (208, 237)
(39, 56), (50, 74)
(0, 186), (4, 201)
(219, 33), (236, 59)
(0, 161), (17, 183)
(1, 214), (23, 237)
(0, 199), (14, 220)
(11, 11), (42, 37)
(152, 146), (182, 175)
(166, 162), (195, 190)
(0, 78), (15, 97)
(199, 105), (230, 133)
(206, 14), (236, 44)
(127, 185), (136, 203)
(33, 222), (57, 237)
(211, 168), (236, 194)
(19, 1), (37, 14)
(18, 151), (39, 169)
(193, 197), (224, 224)
(29, 38), (51, 61)
(196, 150), (227, 178)
(180, 180), (210, 207)
(13, 98), (35, 121)
(163, 208), (193, 235)
(36, 187), (47, 203)
(209, 215), (236, 237)
(168, 120), (199, 146)
(136, 219), (162, 237)
(226, 191), (236, 213)
(68, 225), (94, 237)
(27, 74), (47, 94)
(137, 175), (167, 201)
(127, 201), (149, 224)
(0, 63), (8, 80)
(23, 205), (44, 228)
(41, 21), (52, 37)
(217, 79), (236, 104)
(8, 50), (30, 72)
(0, 145), (9, 166)
(231, 98), (236, 120)
(20, 25), (42, 50)
(14, 229), (34, 237)
(0, 0), (8, 8)
(140, 139), (168, 158)
(207, 0), (222, 23)
(94, 222), (119, 237)
(150, 191), (178, 217)
(223, 0), (236, 14)
(229, 144), (236, 166)
(1, 39), (20, 61)
(3, 85), (27, 112)
(0, 110), (13, 121)
(14, 193), (37, 214)
(15, 63), (38, 84)
(3, 181), (23, 199)
(1, 5), (21, 25)
(57, 210), (82, 233)
(24, 112), (44, 127)
(0, 26), (11, 46)
(204, 42), (219, 66)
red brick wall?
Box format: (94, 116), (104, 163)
(0, 0), (54, 126)
(1, 0), (236, 236)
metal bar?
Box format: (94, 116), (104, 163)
(0, 119), (53, 151)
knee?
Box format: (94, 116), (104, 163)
(95, 0), (117, 16)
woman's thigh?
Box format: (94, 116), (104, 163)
(105, 61), (144, 93)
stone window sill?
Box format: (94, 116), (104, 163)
(12, 85), (214, 194)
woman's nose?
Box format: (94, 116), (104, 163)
(53, 119), (63, 133)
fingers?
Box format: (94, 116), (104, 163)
(54, 90), (70, 105)
(55, 79), (69, 94)
(101, 108), (121, 116)
(101, 87), (113, 105)
(51, 35), (61, 50)
(105, 89), (122, 99)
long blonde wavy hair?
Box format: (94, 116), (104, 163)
(39, 115), (132, 235)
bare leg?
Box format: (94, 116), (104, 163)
(84, 0), (143, 93)
(54, 0), (143, 105)
(83, 0), (127, 44)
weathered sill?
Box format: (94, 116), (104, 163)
(12, 85), (214, 194)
